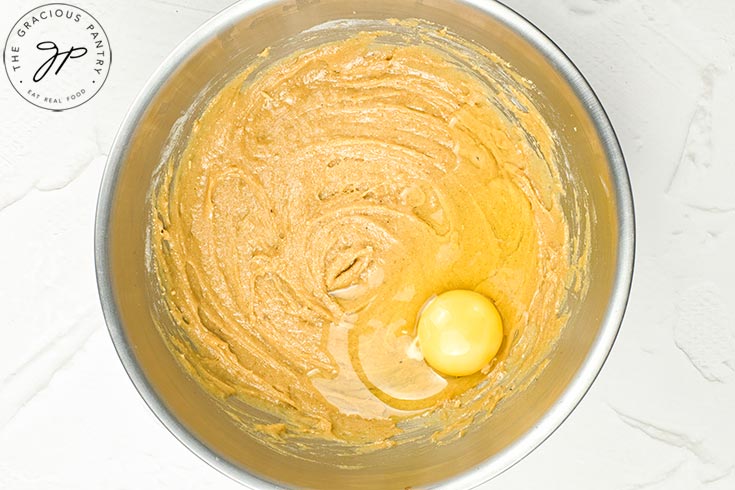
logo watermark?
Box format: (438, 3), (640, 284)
(3, 3), (111, 111)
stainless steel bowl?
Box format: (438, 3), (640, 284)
(95, 1), (635, 488)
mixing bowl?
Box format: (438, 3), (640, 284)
(95, 0), (635, 488)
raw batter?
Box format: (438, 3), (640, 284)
(151, 23), (572, 453)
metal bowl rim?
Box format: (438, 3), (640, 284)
(94, 1), (635, 488)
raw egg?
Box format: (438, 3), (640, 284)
(417, 290), (503, 376)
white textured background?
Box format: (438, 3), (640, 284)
(1, 0), (734, 488)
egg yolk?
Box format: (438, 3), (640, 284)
(417, 290), (503, 377)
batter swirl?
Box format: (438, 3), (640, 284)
(151, 23), (573, 454)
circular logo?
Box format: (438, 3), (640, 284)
(3, 3), (111, 111)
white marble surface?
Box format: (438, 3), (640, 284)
(1, 0), (734, 488)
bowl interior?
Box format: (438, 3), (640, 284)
(98, 1), (631, 489)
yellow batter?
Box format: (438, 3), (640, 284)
(151, 23), (572, 454)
